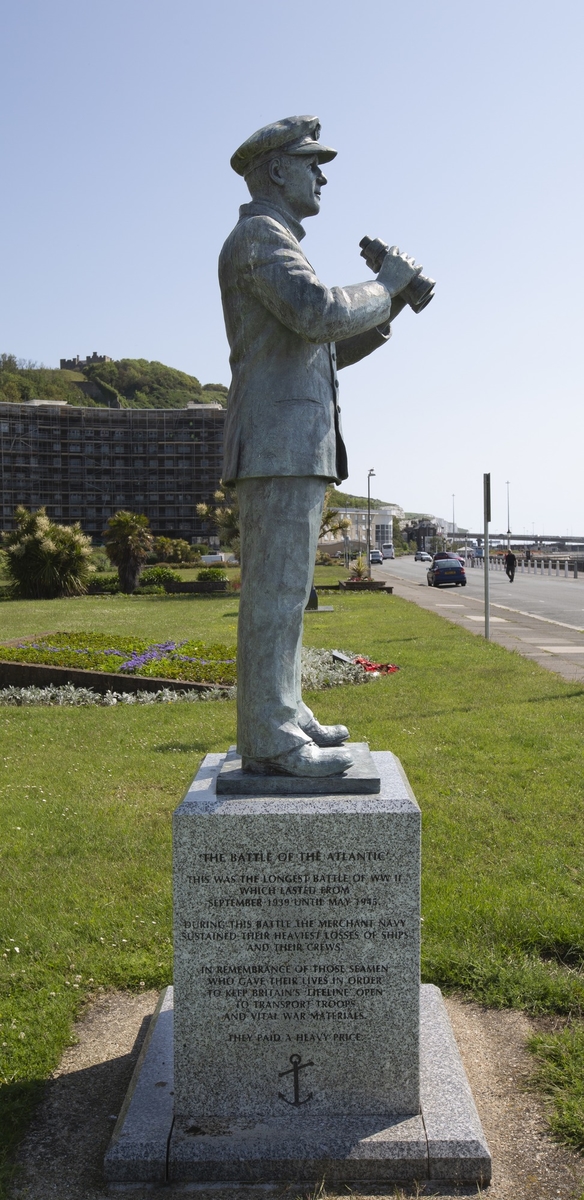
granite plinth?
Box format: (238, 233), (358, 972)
(105, 751), (490, 1186)
(104, 987), (174, 1183)
(105, 984), (491, 1185)
(173, 751), (419, 1120)
(215, 742), (380, 795)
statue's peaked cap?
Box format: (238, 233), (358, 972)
(230, 115), (337, 178)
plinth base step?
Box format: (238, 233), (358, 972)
(105, 984), (491, 1187)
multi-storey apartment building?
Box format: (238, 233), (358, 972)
(0, 401), (225, 541)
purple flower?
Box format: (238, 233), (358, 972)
(119, 641), (180, 672)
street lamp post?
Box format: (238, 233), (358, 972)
(367, 469), (375, 577)
(484, 473), (491, 640)
(452, 494), (455, 544)
(506, 481), (511, 549)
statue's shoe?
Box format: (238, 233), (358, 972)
(242, 743), (354, 778)
(299, 716), (349, 747)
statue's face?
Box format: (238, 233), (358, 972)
(270, 154), (327, 219)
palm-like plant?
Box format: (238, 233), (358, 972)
(197, 488), (240, 559)
(103, 511), (153, 593)
(2, 507), (94, 598)
(320, 485), (351, 540)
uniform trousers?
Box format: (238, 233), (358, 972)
(236, 476), (327, 760)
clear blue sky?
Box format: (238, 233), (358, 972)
(2, 0), (583, 535)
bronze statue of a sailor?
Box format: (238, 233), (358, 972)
(219, 115), (430, 778)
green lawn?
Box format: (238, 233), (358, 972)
(0, 565), (347, 644)
(1, 589), (584, 1189)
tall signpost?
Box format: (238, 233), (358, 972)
(484, 473), (491, 641)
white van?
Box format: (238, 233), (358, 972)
(382, 543), (395, 559)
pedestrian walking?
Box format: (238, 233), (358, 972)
(505, 549), (517, 582)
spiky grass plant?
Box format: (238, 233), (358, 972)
(2, 507), (94, 599)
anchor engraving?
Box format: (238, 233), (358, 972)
(278, 1053), (314, 1106)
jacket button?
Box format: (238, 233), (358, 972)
(331, 351), (336, 361)
(336, 405), (341, 413)
(334, 379), (339, 388)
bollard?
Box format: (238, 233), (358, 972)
(565, 559), (569, 578)
(521, 558), (524, 573)
(575, 560), (579, 579)
(548, 559), (551, 576)
(556, 560), (559, 577)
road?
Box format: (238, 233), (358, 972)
(371, 556), (584, 683)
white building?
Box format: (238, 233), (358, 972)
(319, 502), (405, 551)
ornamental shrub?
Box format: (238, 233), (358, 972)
(152, 536), (197, 564)
(197, 567), (227, 582)
(88, 572), (119, 594)
(2, 507), (94, 598)
(140, 565), (182, 585)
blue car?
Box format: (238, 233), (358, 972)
(427, 559), (466, 587)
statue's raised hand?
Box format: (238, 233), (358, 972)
(377, 246), (422, 299)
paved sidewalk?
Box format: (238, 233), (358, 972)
(375, 566), (584, 685)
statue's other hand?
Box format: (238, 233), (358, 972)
(377, 246), (422, 299)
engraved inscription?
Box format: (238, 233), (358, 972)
(178, 842), (418, 1045)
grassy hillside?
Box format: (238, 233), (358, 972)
(0, 354), (228, 410)
(0, 356), (99, 407)
(330, 486), (394, 510)
(83, 359), (227, 409)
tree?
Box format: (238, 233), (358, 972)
(103, 510), (153, 593)
(197, 488), (240, 555)
(393, 523), (408, 553)
(320, 485), (351, 541)
(152, 536), (196, 564)
(2, 507), (94, 598)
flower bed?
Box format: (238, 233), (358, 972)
(0, 632), (237, 686)
(0, 638), (385, 695)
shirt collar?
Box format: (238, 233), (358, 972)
(238, 199), (306, 242)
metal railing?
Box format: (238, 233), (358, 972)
(470, 556), (582, 578)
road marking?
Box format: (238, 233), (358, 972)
(435, 604), (466, 608)
(538, 645), (584, 654)
(466, 615), (507, 623)
(460, 595), (584, 632)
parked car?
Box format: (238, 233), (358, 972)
(414, 550), (432, 562)
(369, 549), (383, 564)
(432, 551), (465, 565)
(427, 559), (466, 587)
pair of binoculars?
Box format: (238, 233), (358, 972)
(359, 235), (435, 313)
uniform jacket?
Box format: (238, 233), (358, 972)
(219, 200), (393, 485)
